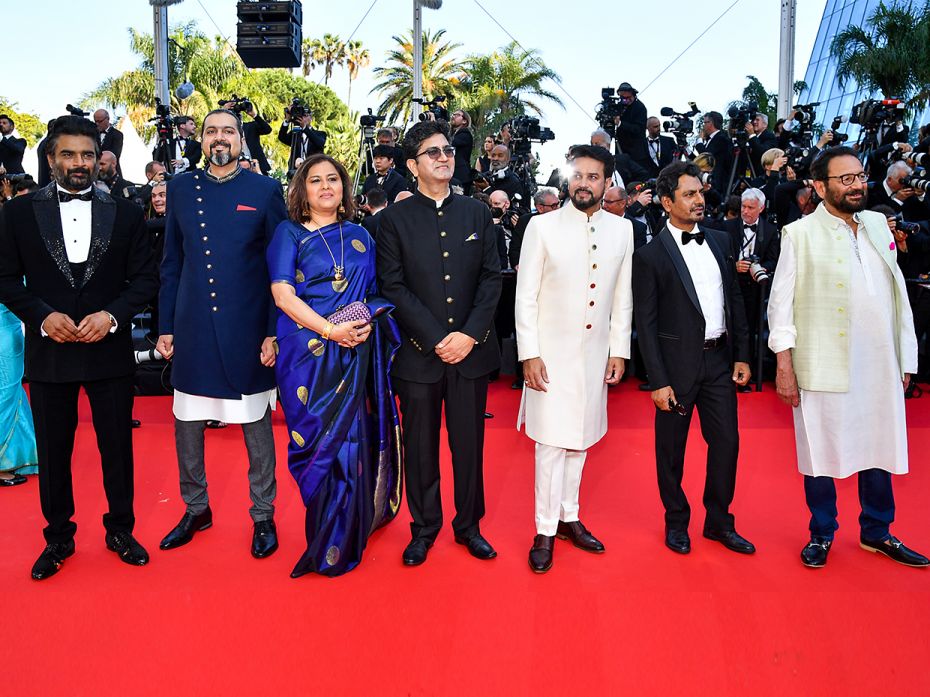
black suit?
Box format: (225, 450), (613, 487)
(488, 169), (528, 206)
(632, 225), (750, 533)
(243, 116), (273, 175)
(868, 181), (930, 225)
(278, 122), (326, 162)
(152, 137), (202, 172)
(747, 130), (777, 177)
(628, 214), (650, 250)
(644, 135), (677, 178)
(616, 98), (650, 170)
(702, 130), (734, 195)
(451, 127), (474, 187)
(0, 184), (158, 544)
(0, 133), (26, 173)
(99, 127), (123, 160)
(377, 190), (501, 542)
(36, 136), (51, 187)
(363, 169), (408, 204)
(360, 207), (383, 238)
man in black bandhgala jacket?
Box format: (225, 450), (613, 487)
(0, 115), (158, 580)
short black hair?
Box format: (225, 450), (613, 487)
(365, 188), (388, 209)
(201, 109), (244, 138)
(46, 115), (100, 158)
(402, 119), (450, 162)
(567, 144), (615, 180)
(656, 161), (702, 201)
(178, 115), (195, 127)
(809, 145), (859, 182)
(372, 144), (395, 160)
(705, 111), (724, 130)
(0, 114), (13, 128)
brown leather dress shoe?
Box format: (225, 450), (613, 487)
(556, 520), (605, 553)
(529, 534), (554, 573)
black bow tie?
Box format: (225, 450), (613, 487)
(744, 223), (758, 233)
(681, 230), (705, 245)
(58, 190), (93, 203)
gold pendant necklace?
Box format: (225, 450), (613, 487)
(307, 220), (345, 281)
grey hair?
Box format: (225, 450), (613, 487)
(591, 128), (612, 145)
(756, 113), (769, 126)
(887, 161), (913, 179)
(741, 187), (766, 206)
(533, 186), (559, 206)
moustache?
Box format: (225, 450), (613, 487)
(210, 141), (231, 149)
(67, 168), (91, 177)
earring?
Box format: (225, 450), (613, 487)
(338, 203), (346, 214)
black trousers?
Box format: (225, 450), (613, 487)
(654, 343), (739, 532)
(393, 366), (489, 541)
(909, 285), (930, 381)
(29, 376), (136, 544)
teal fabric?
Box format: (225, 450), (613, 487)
(0, 304), (37, 475)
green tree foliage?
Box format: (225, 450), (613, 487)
(0, 97), (46, 147)
(302, 34), (347, 84)
(727, 75), (810, 127)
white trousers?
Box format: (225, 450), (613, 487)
(534, 442), (587, 536)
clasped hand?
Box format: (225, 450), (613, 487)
(330, 320), (371, 349)
(43, 311), (111, 343)
(435, 332), (475, 364)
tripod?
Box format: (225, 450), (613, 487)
(352, 133), (377, 194)
(153, 123), (177, 174)
(725, 132), (757, 197)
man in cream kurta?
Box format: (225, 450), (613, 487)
(768, 146), (928, 569)
(516, 145), (633, 573)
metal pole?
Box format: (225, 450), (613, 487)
(153, 4), (171, 107)
(412, 1), (423, 122)
(777, 0), (797, 119)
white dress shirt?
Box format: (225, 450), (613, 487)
(740, 221), (757, 258)
(57, 184), (93, 263)
(667, 221), (726, 340)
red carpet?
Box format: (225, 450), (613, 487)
(2, 380), (929, 696)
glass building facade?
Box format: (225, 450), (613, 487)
(798, 0), (929, 141)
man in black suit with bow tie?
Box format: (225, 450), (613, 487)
(632, 161), (755, 556)
(0, 114), (27, 174)
(0, 115), (158, 580)
(644, 117), (676, 178)
(93, 109), (123, 161)
(362, 145), (409, 205)
(152, 115), (202, 173)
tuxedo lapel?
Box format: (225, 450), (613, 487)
(31, 183), (75, 287)
(83, 189), (115, 286)
(703, 225), (733, 319)
(658, 226), (702, 317)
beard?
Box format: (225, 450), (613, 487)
(828, 187), (866, 214)
(208, 140), (238, 167)
(54, 162), (96, 191)
(569, 185), (603, 212)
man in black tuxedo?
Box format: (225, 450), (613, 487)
(362, 145), (409, 204)
(152, 115), (202, 173)
(697, 111), (734, 197)
(377, 119), (501, 566)
(360, 187), (388, 237)
(0, 114), (26, 174)
(745, 113), (778, 178)
(603, 185), (649, 249)
(867, 160), (930, 224)
(726, 188), (780, 372)
(449, 109), (474, 191)
(93, 109), (123, 160)
(632, 160), (755, 556)
(377, 128), (409, 181)
(486, 144), (528, 206)
(0, 115), (158, 580)
(644, 117), (676, 178)
(612, 82), (650, 171)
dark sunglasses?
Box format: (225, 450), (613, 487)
(416, 145), (456, 161)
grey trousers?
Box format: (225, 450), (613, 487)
(174, 407), (276, 522)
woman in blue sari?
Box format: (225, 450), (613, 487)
(0, 302), (37, 486)
(268, 154), (402, 577)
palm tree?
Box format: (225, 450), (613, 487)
(371, 29), (464, 124)
(303, 34), (347, 85)
(830, 1), (930, 107)
(344, 40), (370, 110)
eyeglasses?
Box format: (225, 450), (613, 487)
(824, 171), (868, 186)
(416, 145), (455, 160)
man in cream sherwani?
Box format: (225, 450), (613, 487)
(768, 146), (928, 569)
(516, 144), (633, 573)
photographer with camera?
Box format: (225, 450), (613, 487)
(97, 151), (138, 202)
(376, 128), (409, 180)
(487, 144), (528, 204)
(644, 117), (677, 178)
(696, 111), (733, 196)
(278, 100), (327, 175)
(591, 129), (649, 186)
(868, 160), (930, 224)
(219, 98), (272, 175)
(93, 109), (123, 161)
(1, 172), (38, 204)
(152, 115), (201, 174)
(745, 113), (777, 177)
(610, 82), (650, 171)
(0, 115), (26, 174)
(449, 109), (474, 192)
(362, 144), (409, 204)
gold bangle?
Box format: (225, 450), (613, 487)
(321, 322), (334, 341)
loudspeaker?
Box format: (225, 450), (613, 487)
(236, 1), (303, 69)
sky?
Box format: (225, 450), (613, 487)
(3, 0), (827, 173)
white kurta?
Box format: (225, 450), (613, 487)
(173, 389), (276, 424)
(768, 231), (911, 478)
(515, 205), (634, 450)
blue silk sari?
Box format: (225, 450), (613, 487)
(267, 219), (402, 577)
(0, 304), (37, 475)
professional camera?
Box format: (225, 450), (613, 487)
(284, 98), (310, 123)
(745, 254), (771, 283)
(851, 98), (905, 131)
(413, 95), (449, 122)
(902, 170), (930, 193)
(359, 108), (385, 140)
(220, 94), (253, 114)
(893, 151), (930, 167)
(784, 145), (814, 176)
(1, 172), (31, 185)
(660, 103), (699, 135)
(65, 103), (90, 118)
(726, 102), (759, 132)
(149, 98), (185, 142)
(595, 87), (625, 137)
(896, 217), (921, 235)
(827, 115), (850, 145)
(510, 115), (555, 144)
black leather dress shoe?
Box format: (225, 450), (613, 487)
(251, 520), (278, 559)
(860, 535), (930, 567)
(703, 528), (756, 554)
(402, 538), (432, 566)
(131, 419), (142, 429)
(665, 528), (691, 554)
(556, 520), (605, 553)
(159, 508), (213, 550)
(105, 531), (150, 566)
(0, 474), (28, 486)
(529, 535), (554, 573)
(31, 540), (75, 580)
(205, 420), (227, 429)
(801, 537), (832, 567)
(483, 412), (494, 419)
(454, 533), (497, 560)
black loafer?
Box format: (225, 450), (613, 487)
(529, 534), (554, 573)
(205, 420), (227, 429)
(105, 531), (150, 566)
(159, 508), (213, 550)
(556, 520), (605, 553)
(402, 538), (432, 566)
(860, 535), (930, 567)
(251, 520), (279, 559)
(801, 537), (832, 567)
(31, 540), (75, 580)
(703, 528), (756, 554)
(0, 474), (28, 487)
(131, 419), (142, 429)
(665, 528), (691, 554)
(454, 533), (497, 560)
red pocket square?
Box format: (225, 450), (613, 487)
(236, 204), (257, 211)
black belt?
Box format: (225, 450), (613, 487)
(703, 333), (727, 350)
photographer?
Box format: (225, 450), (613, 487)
(644, 117), (676, 178)
(362, 144), (409, 204)
(36, 119), (55, 187)
(486, 190), (513, 270)
(93, 109), (123, 160)
(697, 111), (733, 195)
(278, 104), (327, 170)
(152, 115), (201, 173)
(611, 82), (650, 171)
(1, 173), (38, 204)
(603, 185), (650, 248)
(745, 113), (777, 177)
(220, 100), (272, 175)
(360, 188), (388, 237)
(0, 115), (26, 174)
(449, 109), (474, 191)
(96, 151), (138, 202)
(868, 160), (930, 224)
(487, 144), (528, 204)
(377, 128), (409, 180)
(592, 129), (649, 186)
